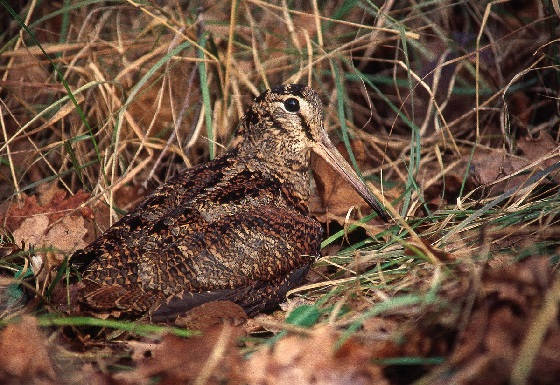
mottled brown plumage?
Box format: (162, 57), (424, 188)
(70, 84), (388, 321)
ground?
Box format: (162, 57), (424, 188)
(0, 1), (559, 384)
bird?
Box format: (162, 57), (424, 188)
(68, 84), (389, 321)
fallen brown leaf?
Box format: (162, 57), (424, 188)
(312, 140), (380, 222)
(3, 183), (91, 231)
(517, 131), (560, 183)
(12, 214), (50, 250)
(0, 316), (56, 385)
(12, 211), (88, 272)
(469, 149), (530, 195)
(427, 256), (560, 385)
(174, 300), (247, 330)
(4, 184), (91, 272)
(466, 131), (560, 197)
(118, 325), (244, 385)
(2, 194), (43, 231)
(42, 215), (88, 257)
(245, 325), (388, 385)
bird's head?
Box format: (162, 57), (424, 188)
(238, 84), (389, 221)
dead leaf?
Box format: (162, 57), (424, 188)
(244, 310), (287, 334)
(466, 132), (560, 197)
(468, 149), (530, 195)
(3, 194), (43, 231)
(62, 363), (110, 385)
(42, 215), (88, 264)
(0, 316), (56, 384)
(5, 184), (91, 274)
(37, 182), (62, 207)
(517, 131), (558, 162)
(12, 212), (88, 271)
(245, 325), (388, 385)
(312, 140), (384, 223)
(518, 131), (560, 183)
(3, 183), (90, 231)
(12, 214), (50, 249)
(509, 91), (532, 127)
(44, 189), (91, 224)
(174, 300), (247, 330)
(12, 213), (88, 255)
(431, 256), (560, 384)
(118, 325), (244, 385)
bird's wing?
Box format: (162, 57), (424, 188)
(150, 265), (310, 320)
(70, 153), (236, 270)
(139, 204), (322, 292)
(80, 205), (322, 317)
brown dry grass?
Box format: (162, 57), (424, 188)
(1, 1), (560, 384)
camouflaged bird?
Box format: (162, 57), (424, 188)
(70, 84), (389, 321)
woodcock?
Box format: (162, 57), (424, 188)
(70, 84), (389, 321)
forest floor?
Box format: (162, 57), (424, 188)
(1, 1), (560, 384)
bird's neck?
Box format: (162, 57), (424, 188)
(235, 141), (312, 205)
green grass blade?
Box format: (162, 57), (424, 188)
(372, 356), (445, 365)
(441, 161), (560, 244)
(332, 61), (361, 173)
(198, 33), (215, 159)
(63, 140), (84, 186)
(46, 257), (69, 299)
(336, 294), (428, 349)
(58, 0), (71, 48)
(35, 315), (200, 338)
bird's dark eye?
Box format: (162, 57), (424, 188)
(283, 98), (300, 112)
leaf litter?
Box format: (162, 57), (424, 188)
(4, 185), (557, 384)
(1, 1), (560, 384)
(2, 253), (558, 385)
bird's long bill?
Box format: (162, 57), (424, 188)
(313, 131), (390, 222)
